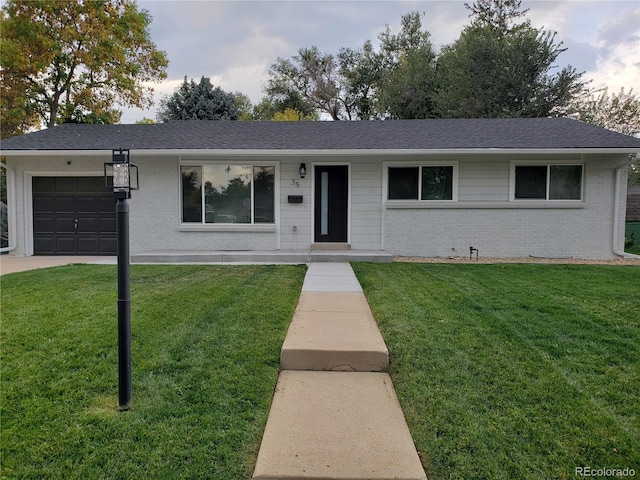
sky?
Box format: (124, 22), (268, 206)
(117, 0), (639, 123)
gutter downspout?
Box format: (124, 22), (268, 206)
(0, 162), (17, 253)
(613, 154), (640, 260)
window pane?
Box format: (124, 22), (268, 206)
(254, 166), (275, 223)
(515, 166), (546, 199)
(388, 167), (419, 200)
(550, 165), (582, 200)
(181, 166), (202, 222)
(204, 165), (251, 223)
(422, 166), (453, 200)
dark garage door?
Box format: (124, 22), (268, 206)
(33, 177), (117, 255)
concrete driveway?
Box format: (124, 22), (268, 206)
(0, 256), (115, 275)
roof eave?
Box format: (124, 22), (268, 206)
(2, 147), (639, 157)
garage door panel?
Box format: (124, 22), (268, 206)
(100, 217), (117, 233)
(100, 238), (117, 254)
(55, 197), (75, 213)
(78, 217), (99, 233)
(34, 216), (55, 233)
(33, 196), (55, 213)
(99, 197), (116, 213)
(76, 177), (101, 192)
(56, 217), (76, 234)
(55, 178), (75, 193)
(34, 236), (56, 254)
(77, 196), (99, 213)
(56, 237), (77, 254)
(33, 177), (56, 192)
(78, 237), (99, 254)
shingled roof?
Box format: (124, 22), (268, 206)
(2, 118), (640, 152)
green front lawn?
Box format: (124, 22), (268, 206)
(3, 262), (639, 479)
(353, 263), (640, 480)
(1, 264), (306, 479)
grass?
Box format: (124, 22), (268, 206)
(1, 264), (306, 479)
(352, 263), (640, 480)
(626, 244), (640, 255)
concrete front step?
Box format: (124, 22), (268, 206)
(130, 250), (392, 264)
(281, 292), (389, 371)
(253, 370), (427, 480)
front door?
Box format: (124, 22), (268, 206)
(314, 165), (348, 243)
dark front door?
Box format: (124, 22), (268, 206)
(314, 165), (348, 243)
(33, 177), (117, 255)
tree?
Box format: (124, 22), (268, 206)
(338, 40), (383, 120)
(569, 87), (640, 186)
(233, 92), (254, 121)
(569, 87), (640, 137)
(266, 46), (344, 120)
(265, 12), (436, 120)
(0, 65), (39, 138)
(435, 0), (584, 118)
(375, 11), (437, 119)
(157, 76), (239, 121)
(338, 11), (438, 120)
(0, 0), (168, 133)
(252, 91), (318, 121)
(272, 108), (317, 121)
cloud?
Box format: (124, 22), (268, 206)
(596, 7), (640, 47)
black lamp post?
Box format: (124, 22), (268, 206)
(104, 149), (139, 410)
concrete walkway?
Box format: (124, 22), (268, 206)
(0, 255), (115, 275)
(253, 263), (427, 480)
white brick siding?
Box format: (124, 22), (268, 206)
(383, 155), (623, 259)
(5, 152), (628, 259)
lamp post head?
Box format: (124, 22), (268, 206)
(105, 149), (138, 199)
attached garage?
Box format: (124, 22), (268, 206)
(32, 176), (116, 255)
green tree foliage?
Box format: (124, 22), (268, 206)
(252, 91), (318, 121)
(339, 11), (437, 119)
(0, 0), (168, 136)
(266, 5), (584, 120)
(338, 40), (383, 120)
(265, 12), (436, 120)
(136, 117), (156, 125)
(157, 76), (239, 122)
(569, 87), (640, 186)
(266, 46), (344, 120)
(233, 92), (254, 121)
(271, 108), (317, 121)
(376, 11), (437, 119)
(435, 0), (585, 118)
(570, 88), (640, 137)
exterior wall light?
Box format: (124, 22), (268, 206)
(299, 163), (307, 179)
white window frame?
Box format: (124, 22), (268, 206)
(510, 161), (584, 202)
(383, 160), (459, 204)
(178, 161), (279, 226)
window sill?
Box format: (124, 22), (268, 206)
(178, 224), (277, 233)
(385, 201), (586, 209)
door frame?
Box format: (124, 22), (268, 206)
(310, 162), (351, 245)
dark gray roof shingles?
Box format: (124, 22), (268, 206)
(2, 118), (640, 151)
